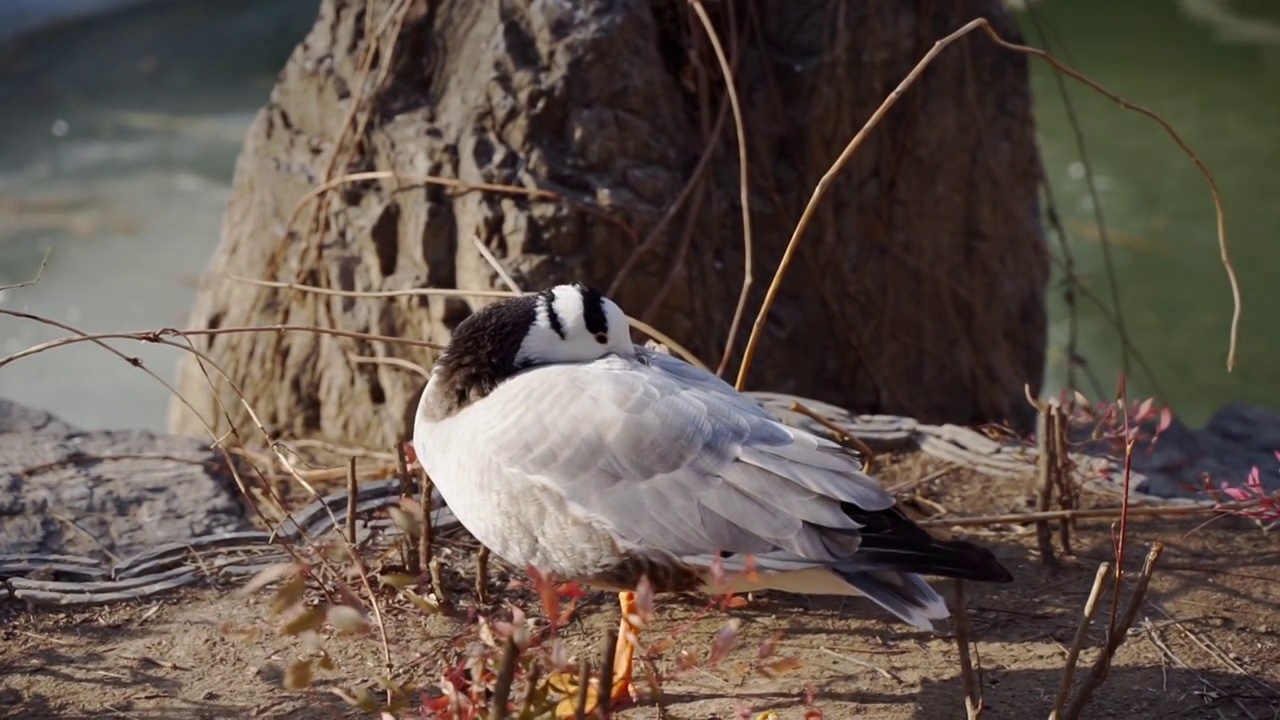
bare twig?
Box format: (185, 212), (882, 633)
(688, 0), (754, 379)
(0, 320), (441, 371)
(573, 656), (591, 720)
(1061, 543), (1164, 720)
(917, 499), (1265, 528)
(229, 274), (518, 300)
(395, 444), (420, 576)
(348, 354), (431, 380)
(227, 274), (710, 372)
(429, 557), (449, 608)
(736, 17), (1241, 394)
(475, 546), (491, 604)
(1108, 373), (1138, 636)
(489, 635), (520, 720)
(346, 457), (359, 546)
(1034, 400), (1060, 567)
(952, 581), (983, 719)
(0, 247), (51, 293)
(1049, 562), (1111, 720)
(519, 665), (542, 718)
(598, 626), (620, 718)
(278, 169), (641, 260)
(419, 468), (435, 574)
(789, 401), (876, 473)
(1052, 402), (1076, 556)
(886, 465), (956, 496)
(472, 235), (522, 295)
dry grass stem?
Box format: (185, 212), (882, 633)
(951, 581), (983, 719)
(1049, 562), (1111, 720)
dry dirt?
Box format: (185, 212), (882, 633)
(3, 451), (1279, 720)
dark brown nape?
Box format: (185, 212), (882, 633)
(431, 293), (540, 414)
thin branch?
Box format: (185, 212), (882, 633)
(229, 274), (518, 300)
(1061, 543), (1163, 720)
(346, 457), (359, 546)
(348, 354), (431, 380)
(226, 274), (710, 371)
(281, 169), (641, 260)
(0, 319), (442, 370)
(689, 0), (755, 379)
(472, 235), (523, 294)
(917, 499), (1266, 528)
(1049, 562), (1111, 720)
(735, 17), (1241, 393)
(0, 247), (52, 293)
(952, 581), (983, 719)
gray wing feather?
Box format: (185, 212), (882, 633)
(474, 351), (893, 571)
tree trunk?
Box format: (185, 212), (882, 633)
(169, 0), (1048, 449)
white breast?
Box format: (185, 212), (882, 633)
(413, 375), (625, 579)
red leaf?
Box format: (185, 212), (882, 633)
(635, 575), (655, 621)
(757, 632), (783, 659)
(1135, 397), (1155, 422)
(760, 656), (804, 675)
(676, 649), (698, 670)
(526, 566), (560, 630)
(710, 554), (727, 585)
(708, 619), (740, 665)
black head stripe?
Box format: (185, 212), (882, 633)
(539, 288), (566, 339)
(575, 282), (609, 338)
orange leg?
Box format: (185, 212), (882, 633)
(550, 591), (641, 717)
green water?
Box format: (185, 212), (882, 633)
(1016, 0), (1280, 425)
(0, 0), (1275, 432)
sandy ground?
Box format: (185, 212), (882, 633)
(3, 451), (1279, 719)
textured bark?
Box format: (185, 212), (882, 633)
(169, 0), (1049, 448)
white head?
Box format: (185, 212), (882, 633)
(516, 283), (635, 367)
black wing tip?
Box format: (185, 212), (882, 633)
(853, 536), (1015, 584)
(942, 539), (1015, 583)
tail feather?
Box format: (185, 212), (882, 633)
(838, 570), (951, 631)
